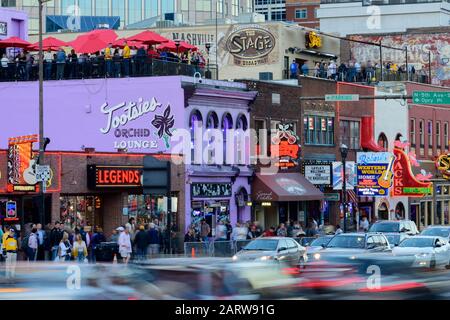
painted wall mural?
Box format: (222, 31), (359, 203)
(349, 33), (450, 87)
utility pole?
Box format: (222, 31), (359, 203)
(38, 0), (45, 225)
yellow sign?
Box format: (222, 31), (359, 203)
(437, 154), (450, 179)
(261, 202), (272, 207)
(306, 32), (322, 49)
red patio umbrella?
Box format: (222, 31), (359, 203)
(111, 38), (144, 49)
(69, 29), (118, 54)
(28, 36), (68, 51)
(157, 40), (198, 52)
(127, 30), (169, 46)
(0, 36), (31, 48)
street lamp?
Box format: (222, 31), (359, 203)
(340, 144), (349, 233)
(205, 42), (212, 79)
(174, 39), (181, 61)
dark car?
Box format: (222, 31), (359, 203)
(369, 220), (419, 236)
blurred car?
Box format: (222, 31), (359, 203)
(232, 237), (308, 266)
(393, 236), (450, 269)
(305, 235), (334, 256)
(308, 233), (391, 262)
(384, 233), (409, 248)
(420, 226), (450, 240)
(369, 220), (419, 236)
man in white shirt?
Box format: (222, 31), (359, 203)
(1, 54), (9, 79)
(360, 216), (370, 232)
(44, 49), (53, 80)
(118, 227), (132, 264)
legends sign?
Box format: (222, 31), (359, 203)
(87, 165), (143, 189)
(227, 25), (276, 67)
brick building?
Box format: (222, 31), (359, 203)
(286, 0), (320, 29)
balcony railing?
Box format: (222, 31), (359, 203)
(0, 57), (218, 82)
(285, 68), (430, 85)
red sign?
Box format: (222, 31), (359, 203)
(270, 123), (301, 170)
(392, 148), (432, 197)
(88, 165), (143, 188)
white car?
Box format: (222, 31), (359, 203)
(393, 236), (450, 269)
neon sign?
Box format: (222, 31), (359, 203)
(392, 148), (432, 197)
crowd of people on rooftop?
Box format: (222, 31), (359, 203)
(0, 42), (206, 81)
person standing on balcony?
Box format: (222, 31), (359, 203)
(104, 43), (113, 77)
(290, 59), (298, 79)
(43, 49), (54, 80)
(122, 41), (131, 77)
(56, 49), (66, 80)
(301, 62), (309, 76)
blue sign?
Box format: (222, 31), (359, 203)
(6, 201), (17, 219)
(357, 152), (395, 197)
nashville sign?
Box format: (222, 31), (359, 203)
(226, 25), (276, 67)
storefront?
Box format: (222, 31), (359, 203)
(252, 172), (324, 229)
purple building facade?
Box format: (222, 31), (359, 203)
(0, 8), (28, 40)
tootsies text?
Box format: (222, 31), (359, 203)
(97, 169), (142, 186)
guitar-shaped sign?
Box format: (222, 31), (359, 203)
(378, 156), (395, 189)
(23, 158), (38, 185)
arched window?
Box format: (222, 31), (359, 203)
(235, 114), (249, 165)
(235, 187), (249, 223)
(395, 202), (406, 220)
(206, 111), (219, 129)
(189, 110), (203, 164)
(221, 113), (233, 164)
(236, 114), (248, 131)
(377, 132), (388, 151)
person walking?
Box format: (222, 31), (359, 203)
(57, 232), (72, 262)
(35, 223), (46, 261)
(50, 222), (64, 261)
(110, 229), (120, 243)
(73, 234), (88, 263)
(134, 225), (149, 261)
(215, 221), (227, 241)
(231, 222), (248, 241)
(148, 223), (160, 258)
(276, 223), (287, 237)
(90, 227), (106, 263)
(27, 228), (38, 262)
(118, 227), (132, 264)
(200, 219), (211, 243)
(4, 228), (18, 281)
(360, 216), (369, 232)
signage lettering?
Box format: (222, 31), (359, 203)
(392, 148), (432, 197)
(0, 22), (7, 36)
(437, 154), (450, 180)
(191, 183), (232, 198)
(304, 164), (332, 185)
(356, 152), (394, 197)
(226, 26), (276, 67)
(88, 165), (143, 188)
(305, 31), (322, 49)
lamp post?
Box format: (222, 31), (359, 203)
(340, 144), (349, 233)
(205, 42), (212, 79)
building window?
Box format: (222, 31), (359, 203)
(161, 0), (174, 14)
(314, 8), (318, 18)
(196, 0), (212, 11)
(295, 9), (307, 19)
(437, 121), (441, 150)
(428, 120), (433, 155)
(340, 120), (360, 150)
(232, 0), (240, 16)
(419, 120), (424, 148)
(216, 0), (223, 13)
(272, 93), (281, 104)
(112, 0), (126, 24)
(445, 122), (449, 151)
(304, 116), (334, 145)
(255, 119), (267, 157)
(145, 0), (158, 18)
(78, 0), (92, 15)
(377, 133), (388, 151)
(128, 0), (142, 24)
(95, 0), (109, 16)
(410, 118), (416, 147)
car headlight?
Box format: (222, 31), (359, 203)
(232, 255), (238, 261)
(415, 253), (431, 259)
(260, 256), (274, 261)
(313, 253), (321, 260)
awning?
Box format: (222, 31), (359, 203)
(252, 172), (325, 202)
(297, 49), (338, 59)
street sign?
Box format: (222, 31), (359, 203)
(35, 165), (51, 182)
(325, 94), (360, 102)
(412, 91), (450, 105)
(324, 193), (340, 202)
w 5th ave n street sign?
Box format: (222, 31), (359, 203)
(325, 94), (360, 102)
(413, 91), (450, 105)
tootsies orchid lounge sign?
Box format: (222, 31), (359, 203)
(0, 77), (185, 153)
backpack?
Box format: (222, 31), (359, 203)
(21, 234), (30, 251)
